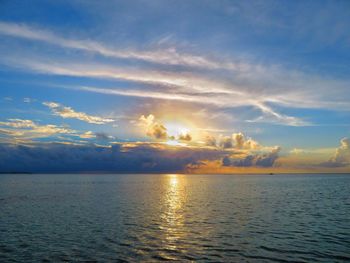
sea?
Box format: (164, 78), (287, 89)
(0, 173), (349, 262)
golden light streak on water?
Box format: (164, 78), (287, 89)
(158, 174), (188, 257)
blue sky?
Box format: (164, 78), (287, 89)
(0, 0), (349, 173)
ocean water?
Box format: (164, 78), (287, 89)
(0, 174), (349, 262)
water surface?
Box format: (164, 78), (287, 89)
(0, 174), (349, 262)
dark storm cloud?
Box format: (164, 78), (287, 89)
(0, 141), (281, 173)
(0, 142), (222, 173)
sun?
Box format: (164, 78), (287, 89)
(161, 121), (193, 146)
(164, 122), (191, 138)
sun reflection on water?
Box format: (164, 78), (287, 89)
(160, 174), (187, 253)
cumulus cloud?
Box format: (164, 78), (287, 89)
(43, 102), (114, 125)
(150, 123), (168, 140)
(233, 132), (245, 149)
(223, 146), (281, 167)
(218, 132), (260, 150)
(139, 114), (193, 142)
(139, 114), (168, 140)
(219, 135), (233, 149)
(320, 138), (350, 167)
(178, 132), (192, 141)
(205, 135), (217, 147)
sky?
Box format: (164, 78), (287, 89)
(0, 0), (349, 173)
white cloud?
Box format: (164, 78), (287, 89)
(0, 21), (245, 70)
(1, 22), (349, 127)
(139, 114), (168, 140)
(218, 132), (260, 150)
(79, 131), (95, 139)
(0, 118), (75, 139)
(321, 138), (350, 167)
(23, 97), (36, 103)
(43, 101), (114, 124)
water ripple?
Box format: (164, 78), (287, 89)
(0, 173), (349, 262)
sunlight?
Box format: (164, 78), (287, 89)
(164, 140), (186, 146)
(164, 121), (191, 138)
(168, 173), (179, 187)
(159, 174), (187, 251)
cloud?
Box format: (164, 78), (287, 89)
(0, 119), (75, 139)
(139, 114), (168, 140)
(23, 97), (35, 103)
(290, 148), (306, 155)
(148, 123), (167, 140)
(0, 119), (106, 142)
(320, 138), (350, 167)
(178, 132), (192, 141)
(233, 132), (245, 149)
(205, 135), (217, 147)
(218, 132), (260, 150)
(95, 132), (114, 140)
(5, 39), (349, 127)
(3, 21), (349, 127)
(247, 103), (311, 126)
(223, 146), (281, 167)
(79, 131), (95, 139)
(0, 21), (249, 71)
(0, 142), (215, 173)
(1, 52), (330, 126)
(219, 135), (233, 149)
(0, 139), (281, 173)
(138, 114), (193, 142)
(43, 101), (114, 124)
(0, 119), (36, 128)
(78, 131), (114, 140)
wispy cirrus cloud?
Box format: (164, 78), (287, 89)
(1, 57), (313, 126)
(43, 101), (114, 124)
(0, 21), (245, 70)
(1, 22), (350, 128)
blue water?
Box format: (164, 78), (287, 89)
(0, 174), (349, 262)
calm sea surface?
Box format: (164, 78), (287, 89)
(0, 174), (349, 262)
